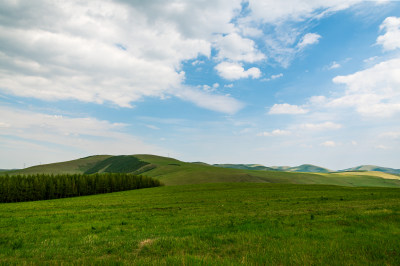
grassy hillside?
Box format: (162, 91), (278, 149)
(5, 155), (112, 175)
(335, 171), (400, 180)
(4, 154), (400, 187)
(287, 164), (332, 173)
(342, 165), (400, 175)
(1, 183), (399, 264)
(134, 155), (400, 187)
(214, 163), (332, 173)
(213, 164), (275, 171)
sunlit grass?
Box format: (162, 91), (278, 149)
(1, 183), (399, 264)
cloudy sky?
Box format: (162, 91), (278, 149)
(1, 0), (400, 170)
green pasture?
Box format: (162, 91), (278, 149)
(1, 183), (399, 264)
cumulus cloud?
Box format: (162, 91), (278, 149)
(331, 57), (400, 117)
(0, 0), (246, 113)
(377, 16), (400, 51)
(215, 33), (265, 62)
(0, 0), (384, 113)
(269, 103), (308, 114)
(215, 62), (261, 80)
(297, 33), (321, 49)
(257, 129), (291, 137)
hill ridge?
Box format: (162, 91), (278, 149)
(2, 154), (399, 187)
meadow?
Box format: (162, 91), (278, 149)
(1, 183), (399, 264)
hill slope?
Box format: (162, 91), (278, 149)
(3, 154), (400, 187)
(213, 164), (275, 171)
(5, 155), (112, 175)
(341, 165), (400, 175)
(215, 163), (332, 173)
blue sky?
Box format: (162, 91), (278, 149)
(1, 0), (400, 170)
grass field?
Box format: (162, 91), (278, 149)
(1, 183), (399, 264)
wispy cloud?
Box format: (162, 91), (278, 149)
(262, 73), (283, 81)
(328, 61), (341, 69)
(269, 103), (308, 115)
(0, 105), (167, 167)
(321, 140), (336, 147)
(257, 129), (291, 137)
(299, 122), (342, 131)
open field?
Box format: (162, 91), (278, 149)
(1, 183), (399, 264)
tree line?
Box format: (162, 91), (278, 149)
(0, 173), (163, 203)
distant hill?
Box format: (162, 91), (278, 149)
(215, 163), (332, 173)
(2, 154), (400, 188)
(341, 165), (400, 175)
(213, 164), (275, 171)
(284, 164), (332, 173)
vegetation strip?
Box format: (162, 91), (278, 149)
(0, 183), (399, 264)
(0, 173), (162, 203)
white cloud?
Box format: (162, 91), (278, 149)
(145, 125), (160, 130)
(363, 56), (378, 63)
(328, 61), (341, 69)
(269, 103), (308, 114)
(331, 57), (400, 117)
(380, 131), (400, 139)
(377, 16), (400, 51)
(215, 62), (261, 80)
(174, 86), (244, 115)
(202, 83), (219, 92)
(299, 122), (342, 131)
(297, 33), (321, 49)
(263, 73), (283, 81)
(257, 129), (291, 137)
(247, 0), (364, 23)
(215, 33), (265, 62)
(309, 95), (327, 105)
(0, 122), (11, 128)
(0, 0), (246, 113)
(247, 0), (368, 67)
(271, 73), (284, 80)
(375, 144), (391, 150)
(321, 140), (336, 147)
(264, 31), (322, 67)
(0, 105), (166, 163)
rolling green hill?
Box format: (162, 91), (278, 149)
(341, 165), (400, 175)
(213, 164), (275, 171)
(4, 154), (400, 188)
(4, 155), (112, 175)
(215, 163), (332, 173)
(285, 164), (332, 173)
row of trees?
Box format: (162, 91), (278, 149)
(0, 173), (163, 203)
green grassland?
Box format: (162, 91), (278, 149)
(1, 183), (399, 264)
(5, 154), (400, 188)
